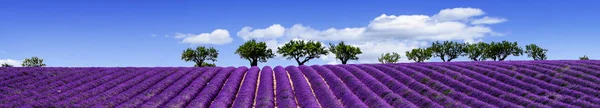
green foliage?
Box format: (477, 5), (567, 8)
(429, 41), (465, 62)
(1, 63), (13, 67)
(235, 39), (275, 66)
(580, 55), (590, 60)
(194, 62), (216, 67)
(378, 52), (401, 64)
(181, 46), (218, 67)
(485, 40), (523, 61)
(278, 40), (328, 65)
(329, 41), (362, 64)
(21, 56), (46, 67)
(463, 42), (490, 61)
(525, 44), (548, 60)
(406, 48), (432, 62)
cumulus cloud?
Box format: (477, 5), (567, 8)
(237, 24), (286, 40)
(174, 29), (233, 45)
(0, 59), (21, 66)
(237, 7), (505, 63)
(471, 16), (508, 25)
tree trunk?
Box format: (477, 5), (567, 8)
(250, 60), (258, 66)
(341, 60), (347, 64)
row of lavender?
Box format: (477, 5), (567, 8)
(1, 60), (599, 107)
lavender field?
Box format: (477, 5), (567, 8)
(1, 60), (600, 108)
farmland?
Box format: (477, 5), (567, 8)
(1, 60), (600, 107)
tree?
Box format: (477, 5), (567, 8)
(429, 41), (465, 62)
(22, 56), (46, 67)
(580, 55), (590, 60)
(378, 52), (401, 64)
(485, 41), (523, 61)
(195, 62), (216, 67)
(1, 63), (13, 67)
(525, 44), (548, 60)
(181, 46), (218, 67)
(235, 39), (275, 66)
(329, 41), (362, 64)
(463, 42), (490, 61)
(278, 40), (328, 65)
(405, 48), (432, 62)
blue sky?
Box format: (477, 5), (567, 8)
(1, 0), (599, 67)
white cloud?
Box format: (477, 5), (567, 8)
(236, 7), (505, 63)
(471, 16), (508, 25)
(432, 7), (485, 21)
(175, 29), (233, 45)
(0, 59), (21, 67)
(237, 24), (286, 40)
(150, 34), (157, 37)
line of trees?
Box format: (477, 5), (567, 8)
(398, 40), (547, 62)
(1, 56), (46, 67)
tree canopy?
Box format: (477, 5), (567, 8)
(580, 55), (590, 60)
(21, 56), (45, 67)
(181, 46), (218, 67)
(430, 41), (465, 62)
(378, 52), (401, 64)
(463, 42), (490, 61)
(329, 41), (362, 64)
(406, 48), (432, 62)
(1, 63), (13, 67)
(485, 41), (523, 61)
(278, 40), (328, 65)
(235, 39), (275, 66)
(525, 44), (548, 60)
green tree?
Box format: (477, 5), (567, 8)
(278, 40), (328, 65)
(181, 46), (218, 67)
(329, 41), (362, 64)
(195, 62), (216, 67)
(429, 41), (465, 62)
(1, 63), (13, 67)
(485, 41), (523, 61)
(235, 39), (275, 66)
(525, 44), (548, 60)
(580, 55), (590, 60)
(405, 48), (432, 62)
(463, 42), (490, 61)
(378, 52), (401, 64)
(22, 56), (46, 67)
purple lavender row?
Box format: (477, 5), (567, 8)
(36, 68), (130, 106)
(539, 61), (600, 79)
(254, 66), (275, 108)
(209, 67), (249, 108)
(433, 63), (572, 107)
(56, 68), (158, 106)
(4, 68), (57, 88)
(310, 65), (372, 108)
(347, 64), (442, 108)
(367, 64), (472, 107)
(272, 66), (297, 108)
(74, 69), (164, 106)
(162, 67), (227, 107)
(515, 63), (600, 98)
(298, 65), (343, 108)
(526, 62), (600, 90)
(284, 66), (320, 108)
(407, 64), (547, 108)
(115, 68), (195, 107)
(20, 69), (113, 106)
(185, 67), (236, 108)
(91, 68), (178, 107)
(136, 68), (204, 107)
(0, 68), (89, 103)
(469, 62), (599, 107)
(480, 62), (600, 107)
(231, 66), (260, 108)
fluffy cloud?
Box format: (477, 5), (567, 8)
(237, 24), (285, 40)
(175, 29), (233, 45)
(237, 7), (505, 63)
(0, 59), (21, 66)
(471, 16), (508, 25)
